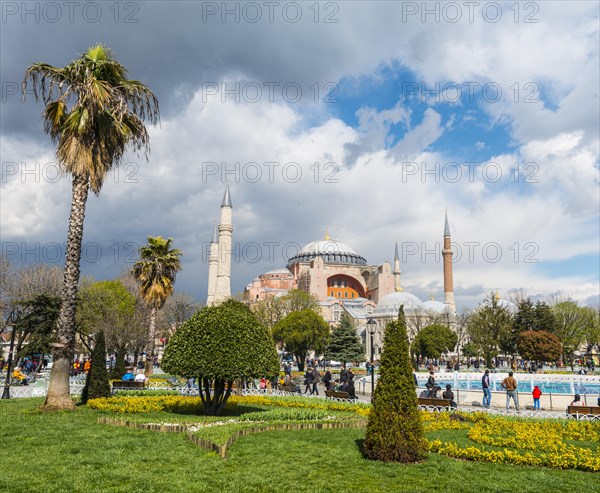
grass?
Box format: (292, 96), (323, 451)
(1, 398), (597, 493)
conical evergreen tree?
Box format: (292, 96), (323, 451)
(109, 346), (127, 380)
(363, 306), (426, 462)
(82, 330), (110, 404)
(324, 312), (365, 365)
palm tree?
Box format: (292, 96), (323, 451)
(132, 236), (182, 376)
(23, 44), (159, 409)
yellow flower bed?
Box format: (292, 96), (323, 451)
(468, 418), (600, 454)
(87, 395), (236, 414)
(86, 394), (369, 416)
(428, 439), (600, 472)
(228, 395), (371, 417)
(423, 415), (600, 472)
(421, 411), (470, 431)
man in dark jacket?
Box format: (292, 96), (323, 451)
(311, 367), (321, 395)
(482, 369), (491, 408)
(303, 369), (313, 394)
(345, 379), (357, 399)
(322, 370), (332, 390)
(339, 365), (348, 383)
(442, 384), (458, 408)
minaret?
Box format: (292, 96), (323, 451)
(206, 221), (219, 306)
(442, 210), (456, 313)
(214, 185), (233, 304)
(393, 242), (403, 292)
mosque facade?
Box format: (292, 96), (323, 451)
(206, 187), (460, 361)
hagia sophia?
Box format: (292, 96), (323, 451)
(205, 186), (468, 359)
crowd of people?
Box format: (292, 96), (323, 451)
(269, 363), (358, 399)
(420, 368), (597, 413)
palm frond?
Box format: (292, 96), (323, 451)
(22, 44), (159, 195)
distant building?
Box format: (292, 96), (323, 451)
(202, 188), (458, 360)
(243, 214), (458, 359)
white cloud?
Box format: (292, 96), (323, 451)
(1, 2), (598, 307)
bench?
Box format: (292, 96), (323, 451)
(112, 381), (146, 392)
(325, 390), (351, 400)
(418, 397), (452, 408)
(567, 405), (600, 417)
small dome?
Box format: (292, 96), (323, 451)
(373, 291), (424, 316)
(423, 300), (448, 314)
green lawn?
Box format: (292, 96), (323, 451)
(1, 398), (597, 493)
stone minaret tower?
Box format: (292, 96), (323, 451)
(393, 242), (403, 292)
(206, 222), (219, 306)
(442, 211), (456, 313)
(213, 185), (233, 305)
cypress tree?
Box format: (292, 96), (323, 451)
(82, 330), (111, 404)
(363, 306), (426, 462)
(109, 346), (127, 380)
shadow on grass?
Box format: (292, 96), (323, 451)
(355, 438), (370, 459)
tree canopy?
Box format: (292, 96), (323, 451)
(161, 300), (279, 415)
(467, 293), (513, 367)
(552, 301), (596, 367)
(410, 323), (457, 360)
(517, 330), (562, 363)
(77, 280), (137, 348)
(272, 308), (330, 371)
(14, 294), (61, 359)
(252, 289), (320, 332)
(324, 312), (365, 364)
(506, 299), (558, 355)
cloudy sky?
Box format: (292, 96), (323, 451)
(1, 1), (599, 309)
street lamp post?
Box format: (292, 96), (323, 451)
(367, 318), (376, 397)
(2, 310), (18, 400)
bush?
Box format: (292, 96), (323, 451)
(161, 300), (280, 415)
(364, 306), (427, 462)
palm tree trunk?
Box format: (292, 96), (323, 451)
(43, 174), (89, 410)
(144, 307), (157, 377)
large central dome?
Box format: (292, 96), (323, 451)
(287, 238), (367, 267)
(300, 239), (357, 255)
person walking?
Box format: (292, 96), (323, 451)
(482, 369), (492, 408)
(303, 368), (313, 394)
(311, 366), (321, 395)
(339, 365), (348, 384)
(501, 371), (519, 411)
(532, 385), (542, 410)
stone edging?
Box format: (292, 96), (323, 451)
(97, 417), (367, 458)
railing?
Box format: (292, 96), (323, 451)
(4, 384), (85, 398)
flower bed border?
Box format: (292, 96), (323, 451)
(97, 417), (367, 458)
